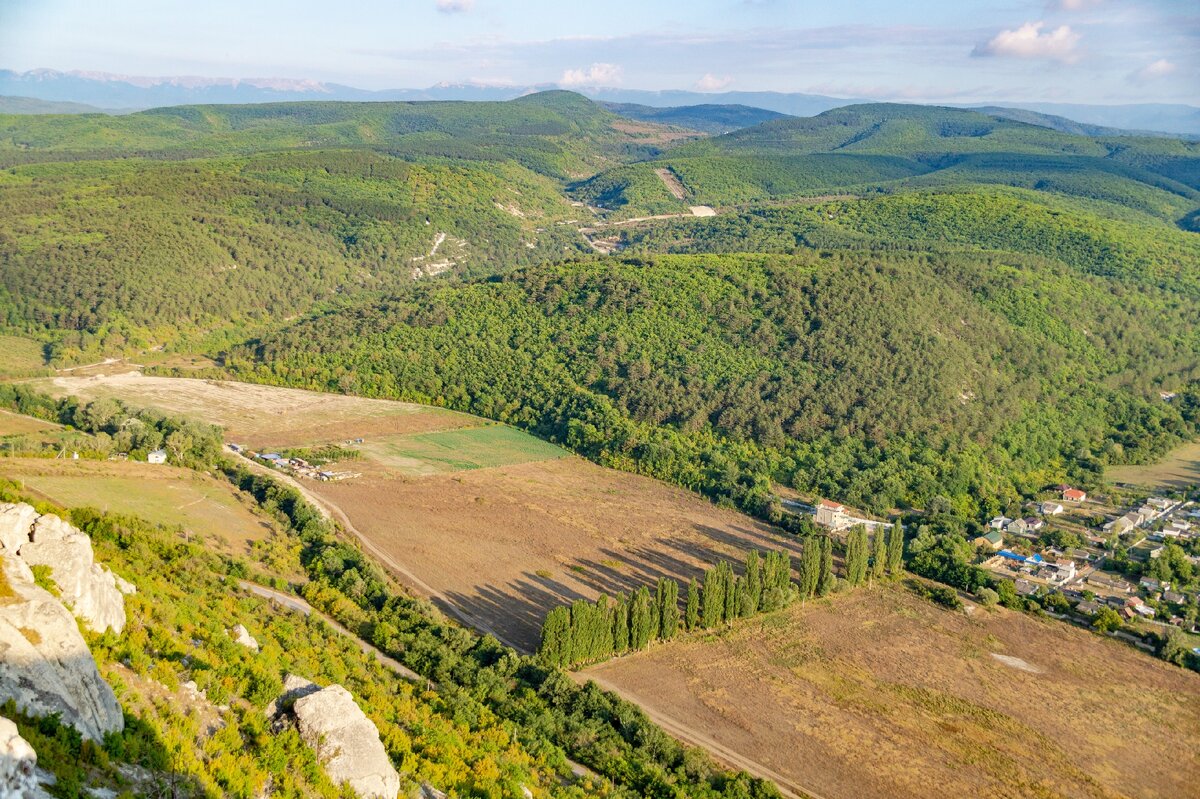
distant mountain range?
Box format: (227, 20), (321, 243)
(2, 68), (1197, 137)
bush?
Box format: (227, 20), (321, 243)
(976, 587), (999, 606)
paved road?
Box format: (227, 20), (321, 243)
(238, 580), (425, 683)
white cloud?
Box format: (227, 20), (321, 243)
(435, 0), (474, 13)
(558, 62), (623, 87)
(973, 21), (1081, 63)
(694, 73), (733, 92)
(1130, 58), (1177, 82)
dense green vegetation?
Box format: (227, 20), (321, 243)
(539, 549), (798, 668)
(598, 102), (786, 135)
(575, 103), (1200, 224)
(230, 241), (1200, 517)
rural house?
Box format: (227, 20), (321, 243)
(815, 499), (848, 529)
(972, 530), (1004, 551)
(1040, 502), (1064, 516)
(1061, 487), (1087, 502)
(147, 449), (167, 464)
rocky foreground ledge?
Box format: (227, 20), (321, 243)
(0, 503), (130, 741)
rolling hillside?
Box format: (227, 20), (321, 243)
(573, 104), (1200, 226)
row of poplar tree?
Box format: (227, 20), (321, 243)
(539, 524), (905, 668)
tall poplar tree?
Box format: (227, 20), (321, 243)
(888, 520), (905, 574)
(818, 534), (835, 596)
(871, 529), (887, 581)
(686, 578), (701, 630)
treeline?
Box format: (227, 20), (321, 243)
(0, 383), (223, 467)
(542, 530), (906, 668)
(220, 463), (784, 798)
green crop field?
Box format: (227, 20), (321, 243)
(0, 335), (46, 377)
(361, 424), (567, 475)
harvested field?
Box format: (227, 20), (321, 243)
(0, 409), (59, 436)
(1107, 438), (1200, 491)
(308, 456), (796, 651)
(35, 372), (797, 650)
(0, 458), (271, 551)
(37, 372), (474, 448)
(583, 585), (1200, 799)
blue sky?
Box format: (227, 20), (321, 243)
(0, 0), (1196, 103)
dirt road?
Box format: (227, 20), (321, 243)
(230, 447), (524, 650)
(579, 670), (817, 799)
(238, 580), (425, 683)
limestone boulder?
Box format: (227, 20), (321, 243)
(18, 512), (128, 635)
(231, 624), (259, 652)
(0, 504), (37, 556)
(0, 554), (124, 742)
(293, 685), (400, 799)
(0, 716), (53, 799)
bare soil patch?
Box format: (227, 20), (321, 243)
(307, 456), (796, 651)
(583, 586), (1200, 799)
(654, 167), (688, 200)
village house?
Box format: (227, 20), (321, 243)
(1088, 572), (1132, 594)
(815, 499), (849, 529)
(989, 516), (1012, 530)
(1014, 579), (1039, 598)
(1023, 517), (1045, 533)
(1140, 577), (1164, 594)
(1040, 501), (1064, 516)
(147, 449), (167, 464)
(972, 530), (1004, 551)
(1061, 487), (1087, 503)
(1048, 560), (1076, 585)
(1075, 600), (1102, 616)
(1007, 518), (1030, 535)
(1162, 590), (1186, 605)
(1147, 496), (1173, 511)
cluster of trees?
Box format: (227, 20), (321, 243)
(0, 384), (223, 467)
(540, 550), (796, 668)
(540, 577), (680, 668)
(840, 523), (905, 587)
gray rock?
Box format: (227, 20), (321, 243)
(19, 512), (128, 635)
(420, 784), (448, 799)
(0, 716), (53, 799)
(0, 554), (124, 742)
(293, 685), (400, 799)
(231, 624), (259, 652)
(0, 503), (37, 556)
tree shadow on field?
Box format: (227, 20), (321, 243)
(437, 519), (808, 654)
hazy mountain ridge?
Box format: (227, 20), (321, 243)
(3, 68), (1198, 136)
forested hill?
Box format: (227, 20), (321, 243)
(0, 92), (701, 356)
(573, 103), (1200, 227)
(599, 102), (788, 134)
(230, 189), (1200, 519)
(0, 90), (690, 177)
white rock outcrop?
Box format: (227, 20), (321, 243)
(0, 505), (37, 557)
(293, 685), (400, 799)
(16, 511), (128, 635)
(0, 716), (52, 799)
(231, 624), (259, 651)
(0, 555), (123, 742)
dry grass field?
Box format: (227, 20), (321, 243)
(35, 372), (794, 650)
(0, 409), (60, 436)
(1107, 439), (1200, 491)
(38, 371), (474, 447)
(583, 585), (1200, 799)
(310, 456), (795, 651)
(0, 457), (271, 553)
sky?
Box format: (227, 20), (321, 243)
(0, 0), (1196, 104)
